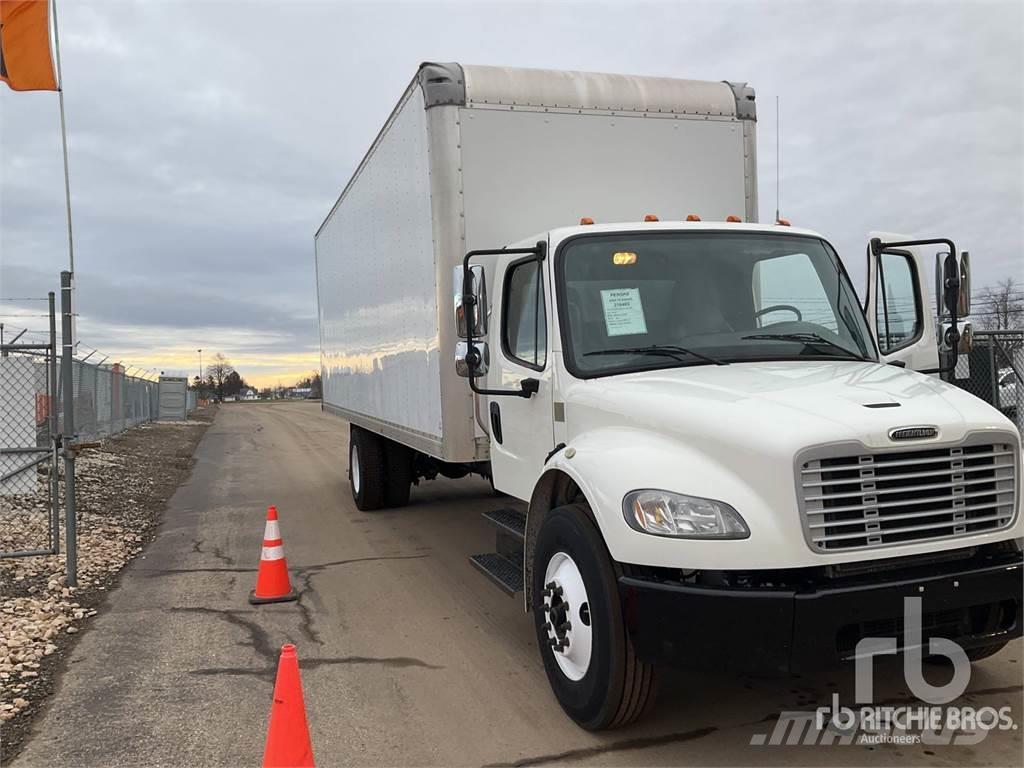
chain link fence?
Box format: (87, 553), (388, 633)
(1, 304), (60, 558)
(952, 330), (1023, 432)
(2, 315), (161, 562)
(60, 359), (160, 441)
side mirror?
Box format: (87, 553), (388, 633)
(941, 252), (961, 354)
(958, 251), (971, 316)
(454, 265), (487, 339)
(455, 341), (489, 377)
(942, 252), (960, 318)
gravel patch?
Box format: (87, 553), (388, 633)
(0, 408), (215, 760)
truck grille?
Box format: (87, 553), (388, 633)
(798, 440), (1017, 552)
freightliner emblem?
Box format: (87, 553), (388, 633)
(889, 426), (938, 441)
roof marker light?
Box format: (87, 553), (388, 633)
(776, 218), (791, 226)
(726, 215), (742, 223)
(579, 217), (594, 225)
(686, 214), (701, 222)
(644, 214), (659, 222)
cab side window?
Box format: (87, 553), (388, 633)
(503, 259), (546, 369)
(875, 252), (921, 353)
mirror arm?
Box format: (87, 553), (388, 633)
(871, 236), (961, 379)
(463, 241), (547, 398)
(869, 237), (957, 259)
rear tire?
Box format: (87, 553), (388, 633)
(531, 504), (657, 730)
(383, 440), (413, 507)
(349, 426), (386, 511)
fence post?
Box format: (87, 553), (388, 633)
(988, 338), (1000, 411)
(60, 271), (77, 587)
(48, 292), (60, 555)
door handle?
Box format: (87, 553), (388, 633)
(489, 402), (503, 444)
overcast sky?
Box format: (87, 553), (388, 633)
(1, 0), (1021, 386)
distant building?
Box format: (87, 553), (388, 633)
(243, 388), (258, 401)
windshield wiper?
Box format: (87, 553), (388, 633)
(583, 344), (728, 366)
(740, 332), (869, 361)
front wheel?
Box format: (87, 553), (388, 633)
(531, 504), (657, 730)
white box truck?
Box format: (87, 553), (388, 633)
(315, 63), (1022, 730)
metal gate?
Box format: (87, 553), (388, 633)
(0, 296), (60, 558)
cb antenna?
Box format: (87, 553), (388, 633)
(775, 94), (782, 224)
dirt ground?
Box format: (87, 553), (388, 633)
(0, 408), (214, 762)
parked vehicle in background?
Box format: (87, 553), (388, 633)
(315, 63), (1022, 730)
(999, 367), (1019, 418)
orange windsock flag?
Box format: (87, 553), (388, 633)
(0, 0), (58, 91)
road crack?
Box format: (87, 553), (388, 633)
(189, 654), (443, 681)
(483, 726), (718, 767)
(135, 553), (429, 577)
(168, 606), (276, 663)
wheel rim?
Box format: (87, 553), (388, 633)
(542, 551), (593, 681)
(351, 442), (361, 495)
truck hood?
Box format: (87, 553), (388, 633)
(564, 360), (1017, 454)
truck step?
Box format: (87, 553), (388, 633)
(481, 508), (526, 541)
(469, 553), (523, 596)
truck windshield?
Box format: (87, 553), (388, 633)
(557, 232), (876, 377)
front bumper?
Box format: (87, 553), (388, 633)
(619, 545), (1023, 674)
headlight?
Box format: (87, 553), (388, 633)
(622, 490), (749, 539)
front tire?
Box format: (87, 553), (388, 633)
(349, 426), (386, 511)
(531, 504), (657, 730)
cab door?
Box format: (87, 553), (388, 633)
(864, 231), (940, 372)
(486, 252), (555, 500)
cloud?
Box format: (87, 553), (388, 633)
(2, 0), (1021, 388)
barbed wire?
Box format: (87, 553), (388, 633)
(1, 324), (162, 382)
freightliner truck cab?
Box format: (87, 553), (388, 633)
(456, 219), (1021, 730)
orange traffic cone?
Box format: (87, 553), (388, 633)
(249, 506), (299, 604)
(263, 644), (315, 768)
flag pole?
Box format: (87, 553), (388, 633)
(50, 0), (74, 276)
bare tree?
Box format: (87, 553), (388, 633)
(975, 278), (1024, 330)
(206, 353), (234, 401)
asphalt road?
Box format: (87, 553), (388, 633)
(14, 402), (1023, 767)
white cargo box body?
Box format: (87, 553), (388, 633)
(315, 63), (757, 462)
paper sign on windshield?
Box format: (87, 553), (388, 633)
(600, 288), (648, 337)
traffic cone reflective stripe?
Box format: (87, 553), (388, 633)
(263, 644), (315, 768)
(250, 505), (299, 604)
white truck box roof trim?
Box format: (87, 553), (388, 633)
(461, 64), (746, 117)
